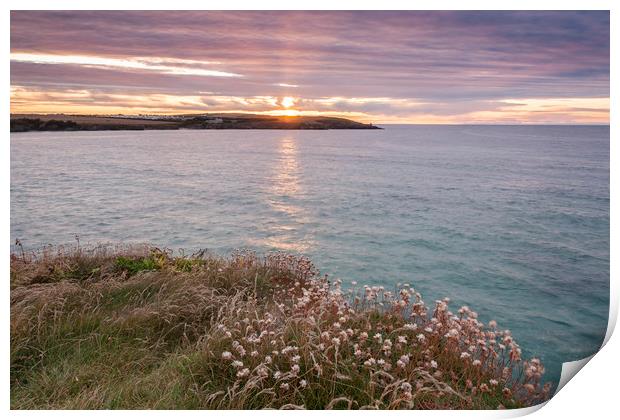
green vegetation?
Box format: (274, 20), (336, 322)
(10, 113), (382, 132)
(10, 245), (550, 409)
(10, 118), (80, 132)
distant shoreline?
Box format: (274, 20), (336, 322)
(10, 113), (382, 132)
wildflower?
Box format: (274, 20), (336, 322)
(377, 359), (386, 366)
(489, 379), (499, 386)
(364, 357), (376, 367)
(250, 350), (259, 357)
(314, 363), (323, 376)
(333, 322), (341, 329)
(291, 355), (301, 363)
(472, 359), (481, 366)
(274, 371), (282, 379)
(280, 383), (290, 390)
(231, 360), (244, 368)
(404, 323), (417, 331)
(430, 360), (438, 369)
(397, 336), (407, 344)
(237, 368), (250, 378)
(374, 333), (382, 342)
(221, 351), (233, 360)
(401, 382), (412, 393)
(225, 331), (232, 338)
(332, 337), (341, 347)
(299, 379), (307, 388)
(397, 355), (410, 369)
(264, 355), (272, 364)
(460, 352), (471, 360)
(416, 334), (426, 342)
(360, 332), (368, 340)
(282, 346), (297, 355)
(291, 364), (300, 375)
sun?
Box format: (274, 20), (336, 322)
(281, 96), (296, 108)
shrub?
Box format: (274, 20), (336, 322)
(10, 246), (551, 409)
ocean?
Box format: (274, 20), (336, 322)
(10, 125), (609, 385)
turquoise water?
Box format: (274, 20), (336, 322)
(10, 125), (609, 385)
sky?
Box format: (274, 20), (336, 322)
(10, 11), (610, 124)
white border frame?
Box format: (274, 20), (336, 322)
(3, 2), (616, 419)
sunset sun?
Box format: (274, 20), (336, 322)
(280, 96), (296, 108)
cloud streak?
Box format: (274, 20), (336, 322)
(10, 53), (242, 78)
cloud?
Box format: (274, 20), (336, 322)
(11, 53), (242, 78)
(9, 11), (609, 122)
(10, 85), (609, 124)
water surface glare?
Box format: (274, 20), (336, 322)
(11, 125), (610, 385)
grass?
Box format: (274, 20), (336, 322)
(10, 244), (551, 409)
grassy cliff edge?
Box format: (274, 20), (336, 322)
(10, 245), (551, 409)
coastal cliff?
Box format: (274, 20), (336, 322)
(10, 114), (382, 132)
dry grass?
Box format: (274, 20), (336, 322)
(10, 245), (551, 409)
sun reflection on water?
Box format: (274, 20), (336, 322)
(256, 135), (314, 252)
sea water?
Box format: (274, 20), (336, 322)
(10, 125), (610, 385)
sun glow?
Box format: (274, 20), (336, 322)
(281, 97), (296, 109)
